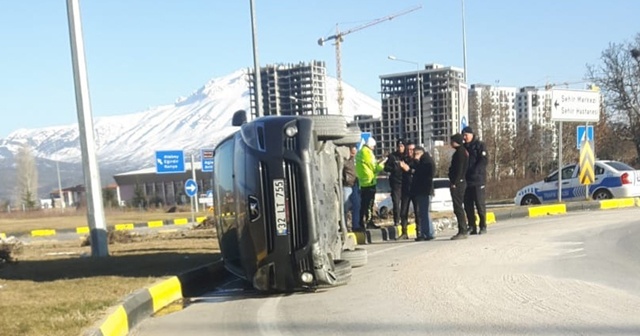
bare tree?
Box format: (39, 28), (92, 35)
(587, 33), (640, 164)
(476, 89), (516, 181)
(15, 143), (39, 209)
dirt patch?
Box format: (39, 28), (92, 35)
(0, 227), (220, 336)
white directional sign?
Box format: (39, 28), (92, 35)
(550, 89), (600, 122)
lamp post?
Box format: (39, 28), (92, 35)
(289, 96), (316, 115)
(388, 55), (423, 147)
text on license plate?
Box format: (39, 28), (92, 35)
(273, 179), (288, 236)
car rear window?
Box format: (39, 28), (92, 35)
(604, 161), (634, 171)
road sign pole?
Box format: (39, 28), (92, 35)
(558, 121), (563, 203)
(191, 154), (199, 213)
(585, 122), (589, 200)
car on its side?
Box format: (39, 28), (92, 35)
(514, 160), (640, 206)
(212, 111), (366, 292)
(375, 177), (453, 218)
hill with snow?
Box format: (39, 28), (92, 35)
(0, 69), (380, 199)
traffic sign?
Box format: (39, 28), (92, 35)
(155, 150), (185, 174)
(579, 140), (595, 185)
(460, 116), (468, 132)
(358, 132), (371, 150)
(576, 125), (594, 150)
(201, 149), (214, 172)
(184, 179), (198, 197)
(550, 89), (600, 122)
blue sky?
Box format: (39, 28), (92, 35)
(0, 0), (638, 138)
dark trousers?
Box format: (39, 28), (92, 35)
(359, 186), (376, 227)
(451, 181), (467, 235)
(400, 192), (417, 229)
(390, 182), (402, 225)
(464, 185), (487, 231)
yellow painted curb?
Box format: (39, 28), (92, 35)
(352, 231), (367, 245)
(76, 226), (90, 234)
(115, 223), (134, 231)
(486, 212), (496, 225)
(173, 218), (189, 225)
(148, 276), (183, 313)
(528, 204), (566, 218)
(346, 232), (358, 246)
(635, 197), (640, 207)
(98, 305), (128, 336)
(147, 220), (164, 228)
(197, 216), (207, 223)
(31, 229), (56, 237)
(600, 198), (636, 210)
(0, 233), (6, 240)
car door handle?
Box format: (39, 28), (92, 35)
(562, 182), (570, 185)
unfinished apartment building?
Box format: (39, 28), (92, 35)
(249, 61), (327, 117)
(380, 64), (467, 152)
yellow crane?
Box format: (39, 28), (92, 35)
(318, 5), (422, 114)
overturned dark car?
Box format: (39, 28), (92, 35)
(212, 111), (367, 292)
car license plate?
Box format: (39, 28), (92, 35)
(273, 179), (288, 236)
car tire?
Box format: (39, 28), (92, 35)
(333, 126), (361, 146)
(592, 189), (613, 200)
(331, 259), (352, 286)
(520, 194), (540, 206)
(308, 115), (349, 140)
(341, 248), (368, 268)
(379, 206), (389, 219)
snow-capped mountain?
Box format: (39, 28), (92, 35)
(0, 69), (380, 172)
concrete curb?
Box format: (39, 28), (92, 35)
(83, 260), (227, 336)
(0, 216), (209, 239)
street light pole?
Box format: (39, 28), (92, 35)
(461, 0), (468, 82)
(388, 56), (423, 147)
(249, 0), (262, 118)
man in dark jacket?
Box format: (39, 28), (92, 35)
(384, 140), (405, 227)
(399, 142), (417, 239)
(342, 145), (360, 231)
(449, 134), (469, 240)
(401, 146), (435, 241)
(462, 126), (488, 235)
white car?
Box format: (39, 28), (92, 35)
(375, 177), (453, 218)
(514, 160), (640, 205)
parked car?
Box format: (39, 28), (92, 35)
(212, 111), (366, 292)
(514, 160), (640, 205)
(375, 177), (453, 218)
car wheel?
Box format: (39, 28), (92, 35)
(333, 126), (361, 146)
(341, 248), (368, 268)
(379, 206), (389, 219)
(331, 259), (352, 286)
(593, 189), (613, 200)
(520, 194), (540, 206)
(308, 115), (349, 140)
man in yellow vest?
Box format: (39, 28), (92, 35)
(356, 137), (386, 230)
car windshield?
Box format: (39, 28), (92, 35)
(603, 161), (634, 172)
(376, 176), (391, 193)
(433, 179), (450, 189)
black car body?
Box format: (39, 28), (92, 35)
(213, 112), (359, 292)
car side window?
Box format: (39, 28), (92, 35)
(562, 165), (576, 180)
(595, 165), (605, 176)
(546, 172), (558, 183)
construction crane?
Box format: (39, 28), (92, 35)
(318, 5), (422, 114)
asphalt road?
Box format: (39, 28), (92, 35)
(133, 209), (640, 336)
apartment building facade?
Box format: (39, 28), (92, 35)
(379, 64), (467, 153)
(249, 61), (327, 117)
(468, 84), (518, 140)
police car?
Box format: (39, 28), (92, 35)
(514, 160), (640, 205)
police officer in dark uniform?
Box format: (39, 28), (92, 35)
(384, 140), (405, 227)
(462, 126), (488, 235)
(399, 142), (417, 239)
(449, 134), (469, 240)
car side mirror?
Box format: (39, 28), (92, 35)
(232, 110), (247, 127)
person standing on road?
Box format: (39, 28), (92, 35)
(462, 126), (488, 235)
(399, 142), (418, 239)
(384, 140), (406, 227)
(356, 137), (386, 229)
(342, 145), (360, 231)
(449, 134), (469, 240)
(401, 146), (435, 241)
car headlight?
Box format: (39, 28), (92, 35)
(285, 125), (298, 137)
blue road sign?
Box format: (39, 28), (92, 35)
(155, 150), (185, 174)
(576, 126), (594, 150)
(358, 132), (371, 150)
(185, 179), (198, 197)
(206, 190), (213, 198)
(461, 116), (468, 132)
(201, 149), (214, 172)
